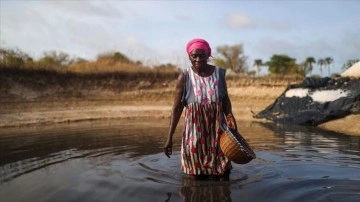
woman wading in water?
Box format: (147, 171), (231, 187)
(164, 38), (237, 180)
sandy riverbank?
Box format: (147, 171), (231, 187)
(1, 84), (359, 136)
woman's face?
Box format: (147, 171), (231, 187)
(189, 49), (208, 70)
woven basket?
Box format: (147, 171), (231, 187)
(220, 128), (256, 164)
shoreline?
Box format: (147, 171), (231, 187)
(1, 97), (359, 136)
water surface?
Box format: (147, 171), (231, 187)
(1, 119), (359, 202)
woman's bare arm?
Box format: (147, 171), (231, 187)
(164, 73), (185, 158)
(222, 77), (237, 130)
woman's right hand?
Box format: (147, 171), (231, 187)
(226, 113), (237, 130)
(164, 139), (173, 158)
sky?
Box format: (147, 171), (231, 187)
(1, 0), (359, 76)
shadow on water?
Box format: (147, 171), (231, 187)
(0, 119), (360, 202)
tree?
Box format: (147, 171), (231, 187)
(37, 51), (71, 69)
(213, 44), (247, 73)
(317, 58), (326, 75)
(97, 51), (133, 64)
(253, 59), (263, 76)
(304, 57), (316, 76)
(325, 57), (333, 76)
(267, 54), (300, 76)
(113, 51), (132, 63)
(0, 48), (32, 68)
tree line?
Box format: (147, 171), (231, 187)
(0, 48), (138, 70)
(253, 56), (338, 77)
(213, 45), (358, 77)
(1, 46), (358, 77)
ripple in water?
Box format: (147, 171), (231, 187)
(0, 120), (359, 202)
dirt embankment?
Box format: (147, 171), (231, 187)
(1, 68), (359, 136)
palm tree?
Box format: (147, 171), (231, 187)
(253, 59), (263, 76)
(304, 57), (316, 76)
(317, 59), (326, 76)
(325, 57), (333, 76)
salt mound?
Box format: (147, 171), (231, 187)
(285, 88), (309, 98)
(310, 89), (349, 103)
(341, 61), (360, 78)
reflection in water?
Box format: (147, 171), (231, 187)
(0, 119), (360, 202)
(257, 122), (360, 156)
(179, 176), (231, 202)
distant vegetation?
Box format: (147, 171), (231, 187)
(213, 44), (248, 73)
(0, 47), (179, 74)
(0, 46), (358, 78)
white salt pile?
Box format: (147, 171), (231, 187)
(285, 88), (350, 103)
(285, 88), (309, 98)
(310, 89), (349, 103)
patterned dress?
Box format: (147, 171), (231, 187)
(181, 67), (232, 175)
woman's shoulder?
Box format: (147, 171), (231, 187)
(182, 67), (192, 74)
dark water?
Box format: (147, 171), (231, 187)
(1, 119), (359, 202)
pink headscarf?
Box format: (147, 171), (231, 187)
(186, 38), (211, 56)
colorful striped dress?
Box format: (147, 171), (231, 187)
(181, 67), (232, 176)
